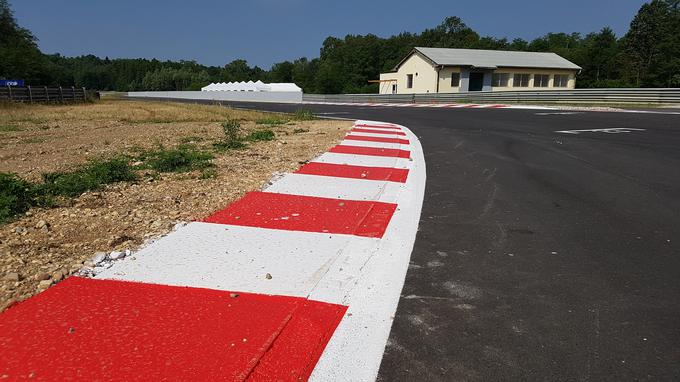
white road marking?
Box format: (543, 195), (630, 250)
(556, 127), (647, 135)
(536, 112), (582, 116)
(310, 120), (426, 382)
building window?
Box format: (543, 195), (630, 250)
(406, 74), (414, 89)
(492, 73), (510, 87)
(534, 74), (550, 87)
(513, 73), (530, 87)
(554, 74), (569, 87)
(451, 73), (460, 87)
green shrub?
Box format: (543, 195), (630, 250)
(213, 140), (246, 151)
(243, 129), (275, 142)
(42, 157), (136, 197)
(293, 108), (315, 121)
(0, 124), (22, 133)
(0, 173), (41, 223)
(145, 146), (214, 173)
(213, 119), (247, 151)
(256, 116), (290, 126)
(179, 136), (205, 143)
(222, 119), (241, 142)
(200, 168), (218, 179)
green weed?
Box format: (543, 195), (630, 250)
(0, 173), (42, 223)
(42, 157), (137, 198)
(256, 116), (290, 126)
(0, 124), (22, 132)
(200, 168), (218, 179)
(213, 119), (247, 151)
(144, 146), (214, 173)
(243, 129), (275, 142)
(293, 109), (315, 121)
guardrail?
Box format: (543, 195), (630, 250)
(0, 86), (95, 104)
(303, 88), (680, 105)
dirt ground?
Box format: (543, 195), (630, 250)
(0, 100), (351, 310)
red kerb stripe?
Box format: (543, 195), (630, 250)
(204, 191), (397, 238)
(296, 162), (409, 183)
(329, 145), (411, 158)
(0, 277), (346, 381)
(344, 135), (410, 145)
(353, 124), (401, 130)
(351, 128), (407, 136)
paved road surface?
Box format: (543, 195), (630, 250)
(160, 99), (680, 381)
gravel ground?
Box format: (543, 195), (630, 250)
(0, 100), (351, 311)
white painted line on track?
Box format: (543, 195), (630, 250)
(556, 127), (647, 134)
(309, 120), (426, 381)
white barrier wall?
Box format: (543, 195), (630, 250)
(127, 91), (303, 104)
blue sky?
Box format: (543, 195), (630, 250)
(11, 0), (647, 69)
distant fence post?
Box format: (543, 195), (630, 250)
(28, 85), (33, 103)
(45, 86), (49, 102)
(59, 86), (64, 103)
(7, 85), (12, 101)
(82, 87), (87, 101)
(71, 86), (76, 102)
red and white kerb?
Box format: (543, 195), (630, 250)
(0, 120), (426, 382)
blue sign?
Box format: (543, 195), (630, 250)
(0, 80), (24, 87)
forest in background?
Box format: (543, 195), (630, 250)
(1, 0), (679, 93)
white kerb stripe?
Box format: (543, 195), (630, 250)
(264, 173), (403, 203)
(95, 222), (378, 302)
(312, 152), (412, 169)
(340, 139), (405, 150)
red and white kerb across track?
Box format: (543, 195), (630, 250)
(0, 120), (426, 381)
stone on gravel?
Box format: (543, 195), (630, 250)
(37, 279), (52, 290)
(51, 270), (65, 282)
(109, 251), (125, 260)
(4, 272), (21, 282)
(91, 252), (107, 264)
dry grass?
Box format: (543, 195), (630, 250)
(0, 99), (265, 124)
(0, 100), (311, 181)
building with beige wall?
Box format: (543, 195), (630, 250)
(378, 47), (581, 94)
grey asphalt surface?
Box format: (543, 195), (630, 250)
(148, 99), (680, 381)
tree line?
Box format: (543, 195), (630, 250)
(1, 0), (679, 93)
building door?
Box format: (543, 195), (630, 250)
(469, 72), (484, 91)
(392, 84), (397, 94)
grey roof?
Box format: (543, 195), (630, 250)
(400, 47), (581, 71)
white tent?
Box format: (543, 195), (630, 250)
(201, 81), (302, 93)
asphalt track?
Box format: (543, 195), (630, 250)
(147, 99), (680, 381)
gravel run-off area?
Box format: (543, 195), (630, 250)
(0, 99), (351, 310)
